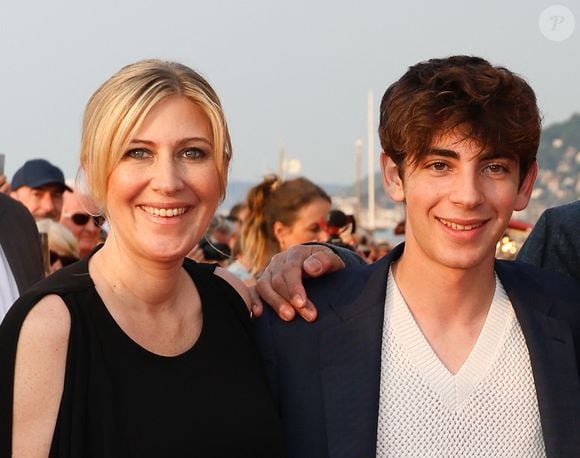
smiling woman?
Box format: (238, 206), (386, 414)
(0, 60), (284, 457)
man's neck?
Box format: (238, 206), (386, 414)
(392, 249), (497, 374)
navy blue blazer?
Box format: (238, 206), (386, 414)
(254, 243), (580, 458)
(518, 200), (580, 282)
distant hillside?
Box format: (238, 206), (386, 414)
(538, 113), (580, 169)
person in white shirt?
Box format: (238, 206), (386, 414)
(254, 55), (580, 458)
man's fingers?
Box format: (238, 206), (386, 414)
(255, 244), (345, 322)
(293, 298), (318, 322)
(255, 268), (297, 321)
(303, 251), (346, 278)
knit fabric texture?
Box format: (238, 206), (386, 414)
(375, 269), (546, 457)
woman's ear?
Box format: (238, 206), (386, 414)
(273, 221), (289, 250)
(381, 152), (405, 202)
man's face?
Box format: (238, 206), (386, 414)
(10, 184), (64, 221)
(381, 130), (537, 272)
(60, 191), (102, 257)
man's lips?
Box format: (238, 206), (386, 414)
(436, 217), (485, 231)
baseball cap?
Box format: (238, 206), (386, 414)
(11, 159), (72, 192)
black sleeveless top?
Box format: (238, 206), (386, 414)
(0, 256), (284, 457)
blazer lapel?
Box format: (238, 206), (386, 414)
(497, 262), (580, 457)
(319, 245), (402, 458)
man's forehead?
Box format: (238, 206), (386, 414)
(31, 183), (66, 194)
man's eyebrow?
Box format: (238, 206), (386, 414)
(428, 148), (459, 158)
(428, 148), (518, 162)
(478, 150), (517, 161)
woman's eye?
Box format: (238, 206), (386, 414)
(181, 147), (206, 160)
(126, 149), (149, 160)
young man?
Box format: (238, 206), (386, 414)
(254, 56), (580, 457)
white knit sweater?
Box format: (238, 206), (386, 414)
(375, 269), (546, 457)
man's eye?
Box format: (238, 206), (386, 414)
(485, 163), (508, 173)
(429, 161), (448, 171)
(126, 149), (149, 159)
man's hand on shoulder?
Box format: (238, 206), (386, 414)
(252, 244), (348, 322)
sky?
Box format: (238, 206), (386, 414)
(0, 0), (578, 187)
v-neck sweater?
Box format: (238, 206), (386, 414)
(376, 268), (545, 457)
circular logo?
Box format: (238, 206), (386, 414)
(539, 5), (576, 41)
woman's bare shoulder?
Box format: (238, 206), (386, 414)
(12, 295), (70, 456)
(214, 266), (252, 313)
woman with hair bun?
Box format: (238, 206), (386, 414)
(235, 174), (331, 279)
(0, 60), (283, 457)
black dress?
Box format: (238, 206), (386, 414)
(0, 255), (284, 457)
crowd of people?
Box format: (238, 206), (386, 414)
(0, 54), (579, 457)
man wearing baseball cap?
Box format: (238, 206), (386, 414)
(10, 159), (71, 221)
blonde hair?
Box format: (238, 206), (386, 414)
(36, 218), (80, 259)
(240, 175), (330, 276)
(80, 59), (232, 211)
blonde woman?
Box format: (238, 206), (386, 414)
(0, 60), (283, 457)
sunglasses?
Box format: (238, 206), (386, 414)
(50, 250), (79, 267)
(64, 212), (105, 227)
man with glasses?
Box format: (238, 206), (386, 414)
(60, 187), (105, 258)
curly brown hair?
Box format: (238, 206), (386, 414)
(379, 55), (541, 184)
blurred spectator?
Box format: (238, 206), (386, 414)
(321, 209), (357, 251)
(197, 237), (231, 268)
(0, 193), (44, 321)
(229, 202), (249, 223)
(207, 214), (239, 252)
(236, 174), (331, 278)
(226, 202), (248, 251)
(60, 188), (105, 257)
(9, 159), (71, 221)
(36, 219), (80, 273)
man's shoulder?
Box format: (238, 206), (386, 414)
(302, 256), (389, 315)
(496, 260), (580, 320)
(498, 259), (580, 290)
(543, 200), (580, 225)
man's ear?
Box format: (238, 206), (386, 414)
(381, 151), (405, 202)
(514, 161), (538, 211)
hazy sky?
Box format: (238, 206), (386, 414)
(1, 0), (578, 186)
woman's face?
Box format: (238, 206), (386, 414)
(274, 197), (331, 250)
(105, 96), (221, 263)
